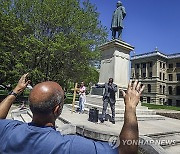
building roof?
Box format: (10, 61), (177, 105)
(167, 53), (180, 59)
(131, 49), (180, 60)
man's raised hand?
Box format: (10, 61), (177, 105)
(121, 80), (145, 109)
(13, 73), (31, 95)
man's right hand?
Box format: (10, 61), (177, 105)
(119, 80), (145, 154)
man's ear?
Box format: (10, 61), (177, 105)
(53, 105), (61, 117)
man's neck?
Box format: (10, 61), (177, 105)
(32, 115), (55, 127)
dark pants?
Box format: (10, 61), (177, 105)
(102, 97), (115, 121)
(112, 28), (122, 39)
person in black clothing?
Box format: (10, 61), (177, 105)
(96, 78), (117, 124)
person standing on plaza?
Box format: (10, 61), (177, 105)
(96, 78), (117, 124)
(78, 82), (86, 113)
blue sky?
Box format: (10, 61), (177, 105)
(89, 0), (180, 55)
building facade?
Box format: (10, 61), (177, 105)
(131, 49), (180, 106)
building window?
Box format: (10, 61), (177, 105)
(176, 63), (180, 68)
(168, 86), (173, 95)
(131, 73), (135, 79)
(168, 63), (173, 68)
(149, 72), (152, 78)
(147, 97), (151, 103)
(163, 99), (165, 104)
(142, 73), (146, 78)
(159, 85), (162, 94)
(159, 72), (162, 80)
(142, 63), (146, 68)
(176, 86), (180, 95)
(148, 84), (151, 92)
(163, 63), (165, 69)
(177, 74), (180, 81)
(140, 97), (143, 102)
(163, 73), (165, 81)
(168, 99), (172, 106)
(136, 73), (139, 79)
(160, 62), (162, 68)
(168, 74), (173, 81)
(176, 100), (180, 107)
(163, 86), (165, 94)
(149, 62), (152, 67)
(136, 64), (140, 69)
(132, 73), (134, 78)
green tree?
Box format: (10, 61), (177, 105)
(0, 0), (107, 88)
(0, 10), (32, 85)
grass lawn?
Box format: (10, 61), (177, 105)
(142, 103), (180, 111)
(0, 90), (8, 95)
(0, 89), (30, 96)
(64, 93), (79, 104)
(0, 91), (78, 105)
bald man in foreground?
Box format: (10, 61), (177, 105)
(0, 74), (144, 154)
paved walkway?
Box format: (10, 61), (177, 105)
(7, 105), (18, 119)
(60, 105), (180, 154)
(152, 109), (180, 113)
(60, 106), (180, 136)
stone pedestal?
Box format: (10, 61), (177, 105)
(94, 39), (134, 99)
(89, 39), (134, 107)
(91, 86), (104, 96)
(99, 39), (134, 88)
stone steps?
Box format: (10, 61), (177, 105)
(147, 132), (180, 146)
(80, 95), (166, 121)
(146, 132), (180, 153)
(13, 115), (25, 122)
(11, 108), (29, 122)
(67, 104), (165, 121)
(10, 108), (76, 134)
(21, 113), (32, 122)
(70, 102), (156, 115)
(86, 95), (122, 107)
(86, 95), (148, 110)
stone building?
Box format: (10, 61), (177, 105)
(131, 49), (180, 106)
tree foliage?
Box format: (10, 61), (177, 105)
(0, 0), (107, 88)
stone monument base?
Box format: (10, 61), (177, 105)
(90, 86), (104, 96)
(98, 39), (134, 93)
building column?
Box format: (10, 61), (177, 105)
(146, 63), (148, 78)
(139, 64), (141, 79)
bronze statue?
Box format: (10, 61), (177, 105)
(111, 1), (126, 39)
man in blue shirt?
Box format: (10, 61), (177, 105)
(0, 74), (144, 154)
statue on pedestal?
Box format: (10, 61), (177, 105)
(111, 1), (126, 40)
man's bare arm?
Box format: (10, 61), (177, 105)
(119, 80), (145, 154)
(0, 74), (30, 119)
